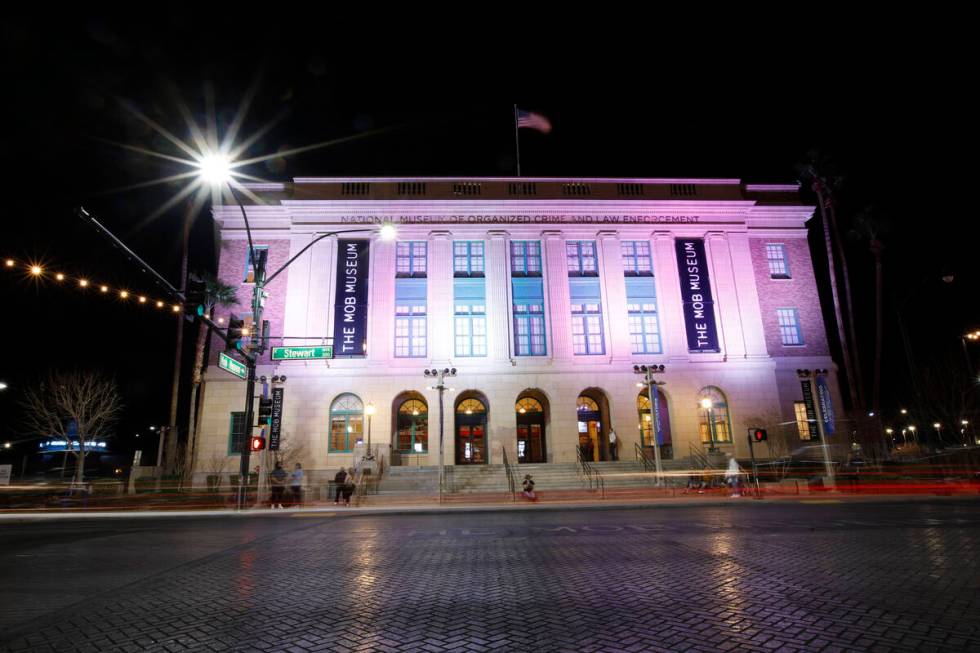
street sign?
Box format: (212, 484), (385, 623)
(270, 345), (333, 361)
(218, 352), (247, 379)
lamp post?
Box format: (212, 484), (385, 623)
(364, 403), (376, 461)
(198, 154), (395, 509)
(933, 422), (944, 447)
(700, 398), (717, 452)
(633, 364), (665, 485)
(424, 367), (456, 504)
(797, 369), (835, 488)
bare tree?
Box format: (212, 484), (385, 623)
(744, 409), (797, 459)
(21, 372), (123, 485)
(272, 431), (307, 468)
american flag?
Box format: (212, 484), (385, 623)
(516, 109), (552, 134)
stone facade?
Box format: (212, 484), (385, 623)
(192, 177), (842, 482)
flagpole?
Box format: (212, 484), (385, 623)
(513, 104), (521, 177)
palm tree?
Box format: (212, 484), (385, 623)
(797, 151), (864, 411)
(851, 207), (887, 415)
(184, 271), (239, 478)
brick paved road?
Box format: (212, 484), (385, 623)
(1, 500), (979, 652)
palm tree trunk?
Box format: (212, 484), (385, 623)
(814, 182), (861, 411)
(870, 239), (884, 414)
(184, 321), (210, 482)
(825, 198), (866, 408)
(166, 209), (193, 474)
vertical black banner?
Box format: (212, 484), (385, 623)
(675, 238), (720, 352)
(800, 379), (817, 424)
(269, 387), (284, 451)
(333, 239), (370, 357)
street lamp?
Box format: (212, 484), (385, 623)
(198, 156), (395, 509)
(633, 364), (665, 485)
(424, 367), (456, 503)
(0, 382), (7, 391)
(364, 403), (376, 461)
(933, 422), (944, 447)
(700, 397), (717, 452)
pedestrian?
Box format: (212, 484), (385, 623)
(724, 453), (742, 497)
(342, 470), (356, 506)
(608, 429), (618, 461)
(333, 467), (347, 504)
(522, 474), (537, 501)
(289, 462), (304, 508)
(269, 462), (287, 509)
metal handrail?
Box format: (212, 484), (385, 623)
(634, 443), (656, 473)
(501, 446), (517, 502)
(688, 442), (711, 470)
(576, 448), (605, 498)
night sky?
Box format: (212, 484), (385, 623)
(1, 17), (974, 461)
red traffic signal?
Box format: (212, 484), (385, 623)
(751, 428), (768, 443)
(249, 436), (266, 452)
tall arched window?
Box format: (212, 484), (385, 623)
(697, 386), (732, 445)
(330, 393), (364, 452)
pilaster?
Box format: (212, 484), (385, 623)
(543, 231), (573, 361)
(486, 231), (512, 362)
(652, 232), (689, 360)
(428, 233), (453, 363)
(597, 231), (631, 361)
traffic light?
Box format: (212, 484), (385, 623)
(751, 428), (768, 443)
(186, 277), (206, 317)
(258, 396), (273, 425)
(226, 317), (246, 351)
(249, 435), (266, 452)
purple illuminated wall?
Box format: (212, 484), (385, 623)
(749, 238), (829, 357)
(208, 238), (291, 365)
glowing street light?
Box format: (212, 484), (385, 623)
(0, 382), (8, 391)
(30, 265), (42, 276)
(197, 153), (233, 185)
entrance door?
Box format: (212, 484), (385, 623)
(516, 397), (546, 463)
(576, 396), (601, 462)
(456, 398), (487, 465)
(396, 398), (428, 465)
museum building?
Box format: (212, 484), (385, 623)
(192, 177), (841, 482)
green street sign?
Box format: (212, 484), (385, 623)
(218, 352), (247, 379)
(271, 345), (333, 361)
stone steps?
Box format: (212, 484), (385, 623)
(377, 460), (702, 495)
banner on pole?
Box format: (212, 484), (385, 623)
(269, 387), (284, 451)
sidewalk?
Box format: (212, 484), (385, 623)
(2, 485), (977, 521)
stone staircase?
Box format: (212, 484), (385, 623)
(377, 458), (698, 497)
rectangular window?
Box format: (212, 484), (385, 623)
(453, 241), (485, 277)
(396, 241), (427, 277)
(510, 241), (542, 276)
(243, 246), (269, 284)
(395, 303), (427, 357)
(794, 401), (813, 440)
(628, 303), (662, 354)
(766, 243), (791, 279)
(621, 241), (652, 276)
(454, 303), (487, 357)
(514, 303), (546, 356)
(571, 303), (605, 355)
(227, 411), (246, 455)
(777, 308), (804, 346)
(566, 241), (598, 276)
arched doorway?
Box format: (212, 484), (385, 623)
(576, 389), (610, 462)
(516, 395), (547, 463)
(638, 388), (673, 460)
(394, 394), (428, 465)
(455, 395), (488, 465)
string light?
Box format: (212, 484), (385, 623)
(3, 255), (183, 319)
